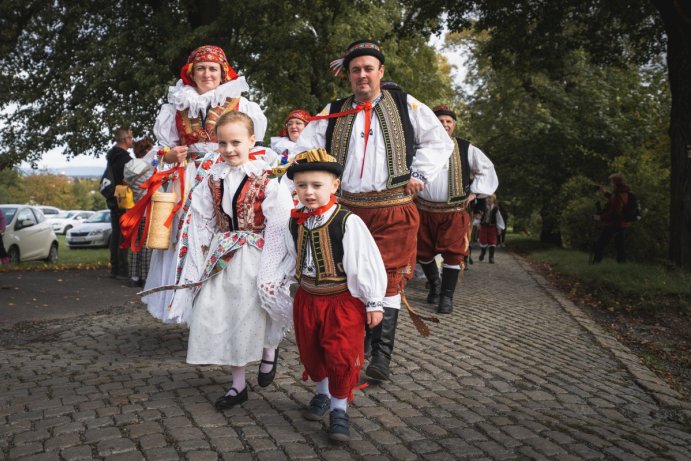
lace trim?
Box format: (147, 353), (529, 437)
(167, 78), (249, 118)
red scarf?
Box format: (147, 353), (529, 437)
(290, 194), (337, 224)
(309, 101), (372, 178)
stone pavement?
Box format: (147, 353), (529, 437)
(1, 250), (690, 461)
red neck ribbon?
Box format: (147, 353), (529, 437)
(290, 194), (337, 225)
(309, 101), (372, 178)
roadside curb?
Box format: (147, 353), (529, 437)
(510, 250), (691, 422)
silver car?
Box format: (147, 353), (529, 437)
(1, 204), (59, 263)
(66, 210), (112, 248)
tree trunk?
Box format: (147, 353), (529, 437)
(654, 0), (691, 269)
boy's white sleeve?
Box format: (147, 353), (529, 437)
(342, 214), (386, 312)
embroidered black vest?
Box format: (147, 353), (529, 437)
(448, 138), (472, 204)
(289, 205), (351, 285)
(209, 174), (269, 233)
(325, 89), (415, 189)
(481, 206), (499, 226)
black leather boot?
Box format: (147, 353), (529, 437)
(419, 261), (441, 304)
(479, 247), (487, 261)
(489, 246), (495, 263)
(364, 328), (372, 358)
(366, 307), (399, 381)
(437, 268), (460, 314)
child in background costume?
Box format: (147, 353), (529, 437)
(275, 148), (386, 442)
(478, 195), (505, 263)
(162, 111), (294, 409)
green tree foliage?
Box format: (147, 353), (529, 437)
(0, 171), (105, 210)
(433, 0), (690, 266)
(456, 27), (670, 244)
(0, 0), (452, 166)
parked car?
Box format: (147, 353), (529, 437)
(0, 204), (59, 263)
(66, 210), (112, 248)
(48, 210), (95, 234)
(36, 205), (61, 218)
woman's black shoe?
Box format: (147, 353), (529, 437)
(214, 385), (248, 410)
(257, 349), (279, 387)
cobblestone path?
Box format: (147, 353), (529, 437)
(1, 250), (689, 460)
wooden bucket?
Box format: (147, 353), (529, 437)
(146, 191), (177, 250)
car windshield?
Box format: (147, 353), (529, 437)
(85, 211), (110, 223)
(55, 211), (77, 219)
(1, 207), (17, 223)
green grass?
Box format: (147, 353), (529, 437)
(0, 235), (110, 272)
(509, 234), (691, 314)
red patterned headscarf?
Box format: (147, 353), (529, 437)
(284, 109), (311, 126)
(180, 45), (238, 87)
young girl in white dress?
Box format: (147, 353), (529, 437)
(176, 111), (294, 409)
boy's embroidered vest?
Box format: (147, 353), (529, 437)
(176, 97), (240, 146)
(325, 89), (414, 189)
(209, 173), (269, 233)
(289, 205), (351, 295)
(481, 206), (499, 226)
(448, 138), (471, 204)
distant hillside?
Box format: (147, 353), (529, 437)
(21, 166), (104, 179)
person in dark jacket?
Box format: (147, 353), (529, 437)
(593, 173), (631, 263)
(106, 127), (133, 279)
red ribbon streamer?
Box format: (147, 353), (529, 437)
(309, 102), (372, 178)
(289, 194), (337, 224)
(119, 164), (185, 252)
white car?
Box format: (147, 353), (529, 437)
(1, 204), (59, 263)
(66, 210), (112, 248)
(48, 210), (94, 234)
(36, 205), (62, 218)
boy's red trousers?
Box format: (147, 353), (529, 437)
(293, 287), (366, 399)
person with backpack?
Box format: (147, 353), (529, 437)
(103, 127), (133, 279)
(593, 173), (636, 263)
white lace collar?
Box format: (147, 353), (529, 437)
(211, 158), (270, 179)
(166, 78), (250, 118)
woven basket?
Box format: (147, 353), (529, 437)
(146, 191), (177, 250)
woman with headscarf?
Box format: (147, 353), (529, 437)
(134, 45), (268, 322)
(270, 109), (311, 166)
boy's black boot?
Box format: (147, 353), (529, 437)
(365, 307), (399, 381)
(419, 261), (441, 304)
(479, 247), (487, 261)
(489, 246), (495, 263)
(437, 268), (460, 314)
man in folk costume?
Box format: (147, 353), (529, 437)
(122, 45), (267, 323)
(295, 39), (454, 381)
(417, 106), (499, 314)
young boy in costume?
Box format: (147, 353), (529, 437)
(278, 148), (387, 442)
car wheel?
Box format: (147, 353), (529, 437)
(46, 242), (58, 263)
(8, 246), (20, 264)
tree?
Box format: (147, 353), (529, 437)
(432, 0), (689, 267)
(0, 0), (452, 166)
(451, 29), (670, 244)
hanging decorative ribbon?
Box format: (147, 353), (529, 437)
(119, 163), (185, 252)
(309, 102), (372, 178)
